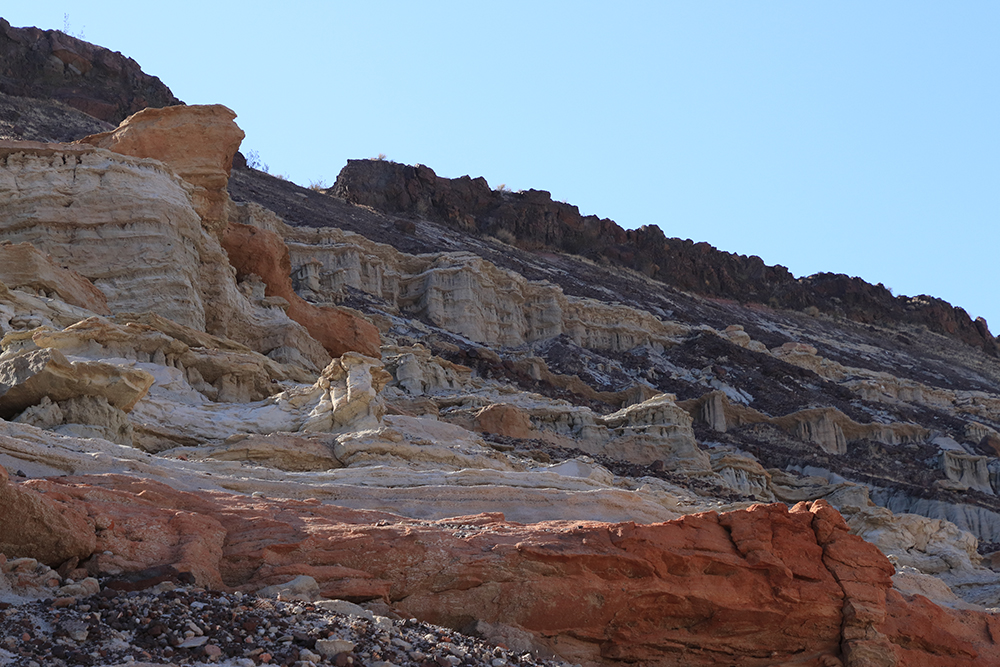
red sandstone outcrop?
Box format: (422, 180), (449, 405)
(0, 465), (95, 566)
(0, 19), (181, 124)
(2, 465), (998, 666)
(474, 403), (537, 439)
(222, 221), (381, 359)
(78, 104), (244, 229)
(0, 241), (110, 314)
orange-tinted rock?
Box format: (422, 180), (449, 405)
(221, 222), (381, 359)
(22, 474), (225, 588)
(0, 241), (111, 314)
(883, 589), (1000, 666)
(473, 404), (536, 439)
(13, 473), (1000, 666)
(78, 104), (244, 229)
(0, 465), (96, 566)
(806, 500), (899, 666)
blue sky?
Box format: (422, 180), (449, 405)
(7, 3), (999, 333)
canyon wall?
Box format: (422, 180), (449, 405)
(333, 159), (997, 355)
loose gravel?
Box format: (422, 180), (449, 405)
(0, 584), (568, 667)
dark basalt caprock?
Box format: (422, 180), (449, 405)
(334, 158), (997, 355)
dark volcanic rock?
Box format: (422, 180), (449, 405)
(0, 19), (181, 124)
(333, 159), (998, 356)
(0, 90), (112, 142)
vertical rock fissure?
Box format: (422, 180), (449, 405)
(808, 502), (898, 667)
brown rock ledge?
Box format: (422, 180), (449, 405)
(1, 466), (997, 666)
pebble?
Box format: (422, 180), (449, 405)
(178, 635), (209, 648)
(0, 575), (567, 667)
(317, 638), (356, 657)
(300, 648), (322, 661)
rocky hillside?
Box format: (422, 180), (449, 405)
(0, 19), (180, 124)
(1, 20), (1000, 667)
(332, 159), (997, 355)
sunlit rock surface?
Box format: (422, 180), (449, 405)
(1, 48), (1000, 665)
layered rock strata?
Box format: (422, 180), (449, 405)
(2, 467), (998, 667)
(0, 241), (110, 314)
(0, 105), (380, 369)
(223, 221), (381, 359)
(332, 159), (997, 355)
(77, 104), (244, 230)
(0, 25), (999, 666)
(276, 219), (685, 353)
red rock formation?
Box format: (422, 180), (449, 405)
(4, 465), (997, 666)
(221, 222), (381, 359)
(77, 104), (244, 229)
(0, 241), (111, 314)
(473, 403), (537, 439)
(0, 19), (181, 124)
(0, 465), (95, 566)
(883, 590), (1000, 667)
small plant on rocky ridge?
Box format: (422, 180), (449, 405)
(245, 149), (270, 174)
(62, 13), (85, 39)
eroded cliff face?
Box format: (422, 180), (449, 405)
(0, 104), (380, 373)
(0, 141), (210, 328)
(1, 22), (1000, 667)
(333, 159), (998, 356)
(3, 464), (1000, 666)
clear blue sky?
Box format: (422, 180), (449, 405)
(7, 3), (999, 332)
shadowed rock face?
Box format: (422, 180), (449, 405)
(0, 19), (181, 124)
(333, 159), (997, 356)
(221, 221), (382, 359)
(0, 241), (111, 314)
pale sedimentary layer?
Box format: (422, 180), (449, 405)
(0, 140), (332, 372)
(0, 142), (209, 329)
(240, 208), (690, 353)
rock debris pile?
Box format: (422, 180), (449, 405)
(1, 571), (562, 667)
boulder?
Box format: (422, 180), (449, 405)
(0, 347), (154, 419)
(0, 464), (95, 565)
(78, 104), (244, 230)
(473, 403), (536, 439)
